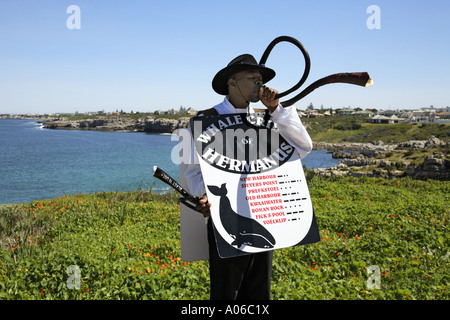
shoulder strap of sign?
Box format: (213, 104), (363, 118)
(196, 108), (219, 116)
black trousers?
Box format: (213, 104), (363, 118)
(207, 219), (273, 300)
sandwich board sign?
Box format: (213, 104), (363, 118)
(188, 112), (320, 258)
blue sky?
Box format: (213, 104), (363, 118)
(0, 0), (449, 114)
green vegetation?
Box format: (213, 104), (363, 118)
(304, 115), (450, 143)
(1, 176), (448, 300)
(61, 111), (192, 121)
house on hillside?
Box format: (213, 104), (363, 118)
(404, 110), (440, 124)
(186, 107), (197, 115)
(437, 111), (450, 120)
(304, 109), (324, 117)
(338, 108), (354, 115)
(352, 110), (374, 116)
(370, 114), (405, 124)
(370, 107), (450, 124)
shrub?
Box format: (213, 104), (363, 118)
(0, 177), (448, 300)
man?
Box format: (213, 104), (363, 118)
(184, 54), (313, 300)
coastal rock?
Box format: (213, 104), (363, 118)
(314, 141), (397, 158)
(313, 142), (373, 151)
(395, 136), (443, 150)
(405, 155), (450, 181)
(42, 117), (190, 133)
(331, 150), (359, 159)
(314, 137), (445, 157)
(342, 156), (372, 167)
(314, 148), (449, 181)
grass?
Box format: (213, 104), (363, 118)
(305, 115), (450, 143)
(0, 175), (448, 300)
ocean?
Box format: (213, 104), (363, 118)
(0, 119), (341, 204)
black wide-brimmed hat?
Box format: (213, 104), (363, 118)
(212, 54), (276, 95)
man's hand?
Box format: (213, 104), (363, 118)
(259, 85), (279, 112)
(195, 194), (211, 218)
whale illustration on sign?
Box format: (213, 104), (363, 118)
(207, 183), (276, 249)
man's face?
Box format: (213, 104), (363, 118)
(232, 70), (263, 103)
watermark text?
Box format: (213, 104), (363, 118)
(66, 5), (81, 30)
(366, 5), (381, 30)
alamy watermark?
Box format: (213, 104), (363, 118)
(366, 265), (381, 289)
(170, 115), (281, 168)
(366, 5), (381, 30)
(64, 6), (380, 32)
(64, 260), (382, 290)
(66, 5), (81, 30)
(66, 265), (81, 289)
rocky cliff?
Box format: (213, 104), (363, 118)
(41, 117), (190, 133)
(313, 137), (449, 181)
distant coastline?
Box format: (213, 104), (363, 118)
(39, 116), (190, 134)
(1, 114), (191, 134)
(1, 116), (448, 182)
(36, 117), (450, 181)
